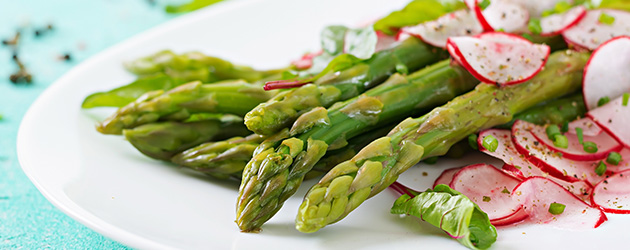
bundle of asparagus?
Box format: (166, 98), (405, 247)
(84, 0), (630, 248)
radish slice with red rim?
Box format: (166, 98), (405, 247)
(400, 9), (483, 48)
(588, 96), (630, 148)
(449, 163), (524, 223)
(592, 169), (630, 213)
(512, 120), (607, 184)
(540, 6), (587, 36)
(563, 9), (630, 51)
(474, 0), (530, 33)
(582, 36), (630, 110)
(530, 123), (622, 161)
(433, 166), (463, 188)
(448, 32), (550, 85)
(513, 177), (607, 229)
(292, 51), (322, 70)
(568, 117), (602, 136)
(375, 31), (400, 52)
(479, 129), (592, 199)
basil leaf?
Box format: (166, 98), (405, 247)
(321, 25), (348, 55)
(391, 184), (497, 250)
(373, 0), (466, 35)
(344, 26), (378, 60)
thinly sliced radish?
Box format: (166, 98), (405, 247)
(530, 123), (622, 161)
(512, 120), (607, 184)
(478, 129), (592, 199)
(540, 6), (587, 36)
(510, 0), (574, 18)
(448, 32), (550, 85)
(568, 117), (602, 136)
(502, 164), (593, 201)
(432, 166), (462, 188)
(588, 96), (630, 148)
(582, 36), (630, 110)
(563, 9), (630, 50)
(490, 207), (529, 226)
(449, 163), (524, 222)
(479, 129), (536, 171)
(400, 9), (483, 48)
(606, 148), (630, 173)
(592, 169), (630, 213)
(513, 177), (607, 229)
(473, 0), (530, 33)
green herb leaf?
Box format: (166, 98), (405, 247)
(548, 202), (566, 215)
(528, 18), (543, 35)
(598, 12), (616, 25)
(320, 26), (348, 55)
(468, 134), (479, 150)
(344, 26), (378, 60)
(391, 184), (497, 250)
(598, 96), (610, 106)
(598, 0), (630, 11)
(607, 152), (622, 165)
(561, 121), (569, 133)
(595, 161), (607, 176)
(373, 0), (466, 35)
(165, 0), (224, 13)
(623, 93), (629, 106)
(478, 0), (491, 10)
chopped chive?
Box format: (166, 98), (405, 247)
(501, 187), (510, 194)
(423, 156), (439, 164)
(575, 127), (584, 144)
(482, 196), (491, 202)
(482, 135), (499, 152)
(548, 202), (566, 215)
(395, 63), (409, 75)
(599, 12), (616, 25)
(623, 93), (629, 106)
(528, 18), (542, 35)
(561, 121), (569, 133)
(521, 33), (533, 41)
(478, 0), (491, 10)
(583, 141), (598, 153)
(607, 152), (622, 165)
(546, 125), (561, 141)
(553, 134), (569, 149)
(468, 134), (479, 150)
(595, 161), (607, 176)
(598, 96), (610, 107)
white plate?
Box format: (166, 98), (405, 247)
(17, 0), (629, 249)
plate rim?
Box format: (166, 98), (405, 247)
(16, 0), (262, 249)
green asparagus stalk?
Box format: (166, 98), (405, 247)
(295, 50), (590, 233)
(244, 37), (448, 135)
(171, 134), (265, 178)
(96, 80), (277, 135)
(123, 116), (250, 161)
(496, 92), (586, 129)
(124, 50), (285, 83)
(236, 59), (480, 232)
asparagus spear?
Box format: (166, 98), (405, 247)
(496, 92), (586, 129)
(124, 50), (284, 83)
(96, 80), (277, 135)
(295, 50), (590, 233)
(244, 37), (448, 135)
(236, 59), (480, 231)
(172, 134), (265, 177)
(123, 116), (250, 161)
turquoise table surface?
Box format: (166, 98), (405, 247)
(0, 1), (191, 248)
